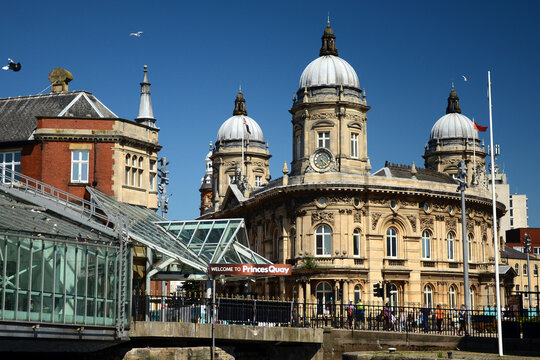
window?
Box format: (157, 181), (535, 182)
(149, 159), (156, 191)
(289, 229), (296, 258)
(354, 285), (362, 303)
(447, 233), (454, 261)
(534, 247), (540, 255)
(515, 263), (519, 275)
(510, 219), (514, 227)
(350, 133), (359, 158)
(318, 131), (330, 149)
(422, 230), (431, 259)
(255, 176), (262, 187)
(353, 229), (361, 257)
(228, 174), (235, 184)
(273, 230), (280, 261)
(482, 236), (486, 262)
(316, 282), (333, 310)
(534, 264), (538, 277)
(0, 151), (21, 183)
(71, 150), (89, 183)
(510, 199), (513, 207)
(295, 134), (302, 160)
(387, 283), (399, 308)
(125, 155), (130, 185)
(516, 285), (520, 292)
(523, 264), (527, 276)
(524, 285), (529, 299)
(467, 234), (473, 263)
(315, 225), (332, 256)
(386, 227), (397, 258)
(423, 285), (433, 308)
(510, 209), (513, 216)
(449, 285), (457, 309)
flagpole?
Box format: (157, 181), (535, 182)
(473, 118), (476, 177)
(241, 117), (245, 178)
(488, 71), (504, 357)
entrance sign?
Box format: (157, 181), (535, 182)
(209, 263), (292, 276)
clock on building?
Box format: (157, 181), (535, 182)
(310, 148), (334, 172)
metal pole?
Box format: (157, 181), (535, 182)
(488, 70), (504, 356)
(456, 161), (471, 331)
(211, 277), (216, 360)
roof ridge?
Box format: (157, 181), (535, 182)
(0, 90), (92, 101)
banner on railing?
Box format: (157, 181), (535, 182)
(208, 263), (291, 276)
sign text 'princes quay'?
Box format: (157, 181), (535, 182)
(208, 263), (291, 276)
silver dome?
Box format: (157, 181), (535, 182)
(299, 55), (360, 89)
(430, 113), (478, 141)
(217, 115), (264, 143)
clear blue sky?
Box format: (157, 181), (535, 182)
(1, 1), (539, 226)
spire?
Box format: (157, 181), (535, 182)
(319, 20), (338, 57)
(445, 84), (461, 114)
(233, 88), (248, 116)
(135, 65), (156, 127)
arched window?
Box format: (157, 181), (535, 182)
(354, 285), (362, 303)
(523, 264), (528, 276)
(423, 284), (433, 308)
(467, 234), (473, 263)
(353, 229), (361, 257)
(387, 283), (399, 308)
(534, 264), (538, 277)
(447, 233), (455, 261)
(386, 227), (398, 258)
(482, 235), (486, 262)
(273, 230), (280, 261)
(449, 285), (457, 309)
(422, 230), (431, 259)
(315, 225), (332, 256)
(515, 263), (519, 275)
(316, 282), (333, 312)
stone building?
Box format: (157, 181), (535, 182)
(0, 66), (161, 209)
(201, 23), (505, 309)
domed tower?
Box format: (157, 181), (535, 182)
(289, 21), (371, 176)
(199, 143), (214, 215)
(211, 90), (271, 210)
(423, 86), (487, 184)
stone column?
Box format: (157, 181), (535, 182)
(298, 281), (304, 303)
(305, 280), (311, 303)
(279, 277), (285, 300)
(343, 280), (350, 302)
(264, 278), (270, 298)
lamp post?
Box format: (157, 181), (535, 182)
(524, 233), (533, 310)
(454, 161), (471, 328)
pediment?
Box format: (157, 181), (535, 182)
(311, 119), (335, 129)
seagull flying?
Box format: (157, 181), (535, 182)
(462, 75), (469, 82)
(129, 31), (143, 37)
(2, 58), (21, 72)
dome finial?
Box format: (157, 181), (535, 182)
(320, 20), (338, 57)
(446, 85), (461, 114)
(135, 64), (156, 127)
(233, 89), (248, 116)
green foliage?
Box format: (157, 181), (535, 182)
(303, 255), (317, 270)
(437, 350), (444, 358)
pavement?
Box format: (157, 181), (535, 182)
(342, 350), (540, 360)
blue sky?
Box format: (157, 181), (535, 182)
(1, 1), (539, 227)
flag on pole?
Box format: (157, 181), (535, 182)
(243, 118), (251, 134)
(473, 121), (488, 132)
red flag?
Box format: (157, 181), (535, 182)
(473, 121), (488, 132)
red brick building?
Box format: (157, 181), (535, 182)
(0, 67), (161, 208)
(506, 228), (540, 256)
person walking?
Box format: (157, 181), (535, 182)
(355, 299), (365, 329)
(436, 305), (444, 333)
(458, 304), (467, 336)
(420, 306), (431, 333)
(291, 306), (301, 327)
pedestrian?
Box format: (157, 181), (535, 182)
(346, 300), (355, 329)
(452, 308), (459, 335)
(355, 299), (365, 329)
(458, 304), (467, 336)
(436, 305), (443, 333)
(323, 305), (330, 327)
(421, 306), (430, 333)
(383, 303), (391, 330)
(291, 306), (300, 327)
(399, 308), (406, 332)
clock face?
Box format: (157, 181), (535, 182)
(312, 148), (333, 171)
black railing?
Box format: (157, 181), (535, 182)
(132, 294), (540, 338)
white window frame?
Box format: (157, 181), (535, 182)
(386, 227), (398, 258)
(353, 229), (361, 257)
(0, 151), (21, 183)
(71, 150), (89, 183)
(422, 230), (431, 259)
(350, 132), (359, 158)
(523, 264), (528, 276)
(515, 263), (519, 275)
(447, 233), (454, 261)
(467, 234), (473, 263)
(449, 285), (457, 309)
(315, 225), (332, 256)
(318, 131), (330, 149)
(423, 285), (433, 308)
(255, 176), (262, 187)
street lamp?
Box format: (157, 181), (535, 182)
(454, 161), (471, 325)
(524, 233), (533, 310)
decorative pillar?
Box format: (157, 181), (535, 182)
(279, 277), (285, 300)
(305, 280), (311, 303)
(343, 280), (350, 302)
(298, 281), (304, 303)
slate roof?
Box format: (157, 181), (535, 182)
(0, 91), (118, 143)
(373, 162), (456, 184)
(501, 245), (537, 260)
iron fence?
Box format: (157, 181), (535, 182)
(132, 294), (540, 338)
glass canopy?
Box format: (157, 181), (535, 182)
(87, 188), (271, 273)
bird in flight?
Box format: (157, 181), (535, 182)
(130, 31), (143, 37)
(462, 75), (469, 82)
(2, 58), (21, 72)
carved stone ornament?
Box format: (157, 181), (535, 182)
(481, 222), (487, 234)
(420, 217), (434, 231)
(446, 218), (457, 233)
(354, 211), (362, 223)
(371, 212), (382, 230)
(311, 112), (337, 120)
(401, 201), (416, 207)
(435, 215), (445, 221)
(328, 196), (352, 204)
(311, 211), (335, 225)
(407, 215), (417, 232)
(345, 114), (364, 121)
(338, 209), (352, 215)
(466, 220), (474, 233)
(371, 199), (388, 205)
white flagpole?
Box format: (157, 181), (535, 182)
(473, 117), (477, 175)
(488, 71), (504, 357)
